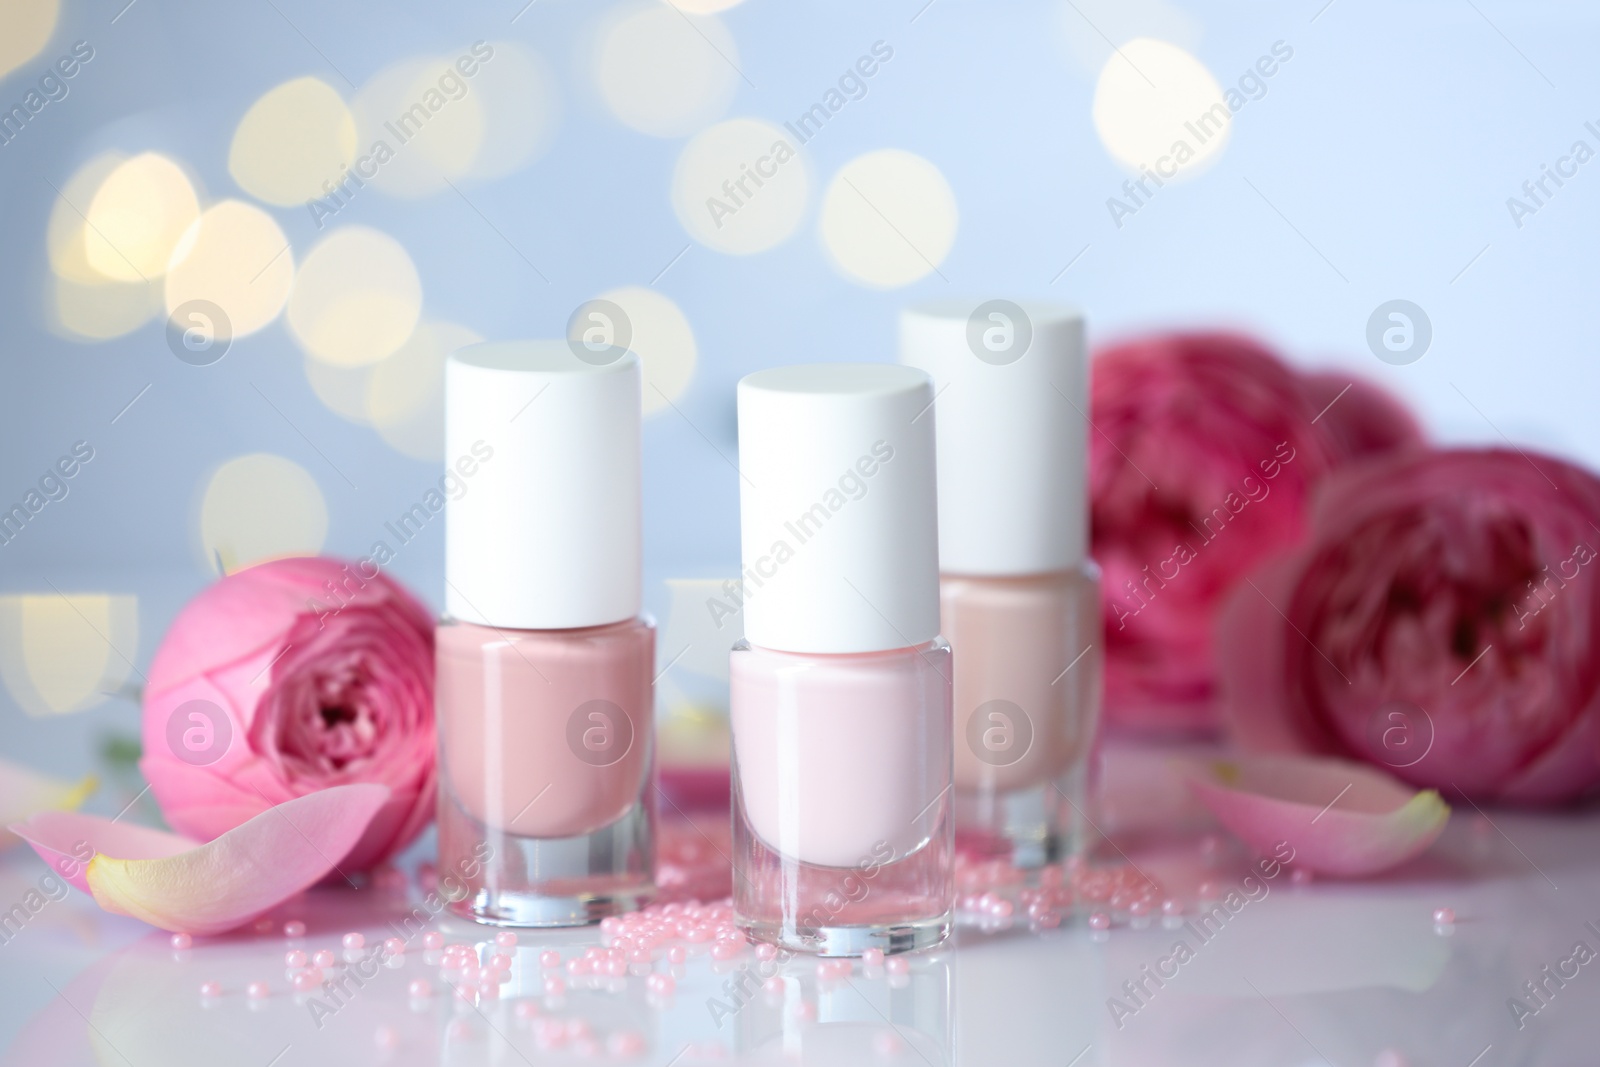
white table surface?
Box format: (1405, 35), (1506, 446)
(1, 798), (1594, 1067)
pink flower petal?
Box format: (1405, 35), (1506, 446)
(1186, 755), (1449, 877)
(11, 810), (191, 893)
(0, 757), (97, 850)
(10, 783), (388, 932)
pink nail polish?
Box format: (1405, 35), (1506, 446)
(731, 364), (954, 956)
(437, 342), (654, 927)
(902, 303), (1102, 867)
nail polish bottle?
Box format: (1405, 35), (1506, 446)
(436, 341), (654, 926)
(731, 363), (953, 956)
(901, 302), (1102, 867)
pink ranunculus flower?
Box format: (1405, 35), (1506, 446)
(1219, 449), (1600, 806)
(141, 556), (437, 870)
(1089, 333), (1421, 736)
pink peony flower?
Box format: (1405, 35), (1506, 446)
(141, 557), (436, 869)
(1300, 371), (1424, 463)
(1219, 449), (1600, 806)
(1090, 333), (1353, 735)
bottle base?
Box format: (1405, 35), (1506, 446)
(737, 914), (951, 957)
(449, 885), (650, 928)
(953, 762), (1090, 871)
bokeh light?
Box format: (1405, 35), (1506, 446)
(51, 277), (161, 341)
(673, 0), (746, 12)
(368, 321), (482, 460)
(0, 593), (138, 718)
(672, 118), (808, 255)
(287, 226), (422, 367)
(164, 200), (294, 338)
(596, 286), (697, 415)
(594, 5), (739, 138)
(350, 54), (487, 198)
(463, 42), (559, 181)
(0, 0), (58, 81)
(1055, 0), (1201, 78)
(228, 76), (359, 206)
(199, 454), (328, 575)
(303, 356), (373, 426)
(819, 149), (958, 288)
(1092, 37), (1229, 176)
(83, 153), (200, 282)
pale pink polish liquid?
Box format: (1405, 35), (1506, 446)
(436, 616), (655, 925)
(731, 638), (954, 955)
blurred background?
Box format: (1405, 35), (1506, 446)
(3, 0), (1599, 797)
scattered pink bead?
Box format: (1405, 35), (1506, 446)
(374, 1025), (399, 1050)
(1197, 881), (1219, 900)
(283, 920), (306, 938)
(543, 975), (566, 997)
(1432, 907), (1455, 925)
(629, 947), (654, 965)
(198, 981), (222, 998)
(342, 932), (365, 950)
(608, 1031), (647, 1057)
(1161, 899), (1182, 916)
(762, 976), (785, 995)
(494, 930), (518, 948)
(566, 957), (590, 976)
(540, 949), (562, 969)
(382, 937), (406, 956)
(312, 949), (336, 968)
(422, 931), (445, 950)
(408, 978), (432, 998)
(755, 942), (778, 962)
(535, 1019), (568, 1049)
(873, 1030), (906, 1056)
(292, 970), (323, 991)
(787, 999), (817, 1022)
(862, 947), (885, 966)
(1088, 912), (1110, 930)
(514, 999), (540, 1021)
(247, 982), (270, 999)
(565, 1018), (592, 1040)
(1290, 867), (1313, 886)
(710, 940), (742, 960)
(885, 957), (910, 976)
(667, 945), (687, 964)
(646, 973), (675, 995)
(170, 932), (193, 950)
(446, 1018), (472, 1042)
(284, 949), (308, 968)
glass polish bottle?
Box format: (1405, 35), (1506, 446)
(901, 302), (1102, 867)
(730, 363), (954, 956)
(436, 341), (654, 926)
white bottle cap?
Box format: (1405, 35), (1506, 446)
(736, 363), (941, 654)
(900, 300), (1088, 575)
(445, 341), (642, 630)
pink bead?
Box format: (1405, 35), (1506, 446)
(540, 949), (562, 968)
(1197, 881), (1219, 900)
(312, 949), (336, 968)
(342, 932), (365, 950)
(788, 999), (817, 1022)
(1432, 907), (1455, 925)
(514, 999), (540, 1021)
(1088, 912), (1110, 930)
(543, 975), (566, 997)
(422, 931), (445, 950)
(373, 1025), (399, 1050)
(565, 1018), (592, 1040)
(292, 970), (322, 991)
(494, 930), (518, 948)
(646, 973), (675, 995)
(873, 1030), (906, 1056)
(667, 945), (687, 964)
(535, 1019), (567, 1049)
(282, 920), (306, 938)
(446, 1018), (472, 1042)
(885, 957), (910, 976)
(629, 947), (653, 964)
(1129, 898), (1152, 918)
(1290, 867), (1313, 886)
(862, 947), (885, 967)
(198, 981), (222, 998)
(247, 981), (270, 999)
(566, 957), (590, 976)
(490, 952), (514, 970)
(285, 948), (308, 967)
(989, 898), (1014, 918)
(382, 937), (406, 956)
(608, 1031), (647, 1057)
(710, 941), (741, 960)
(408, 978), (432, 998)
(604, 957), (628, 977)
(170, 933), (193, 950)
(762, 975), (785, 995)
(754, 942), (778, 962)
(1161, 899), (1182, 916)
